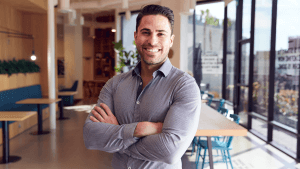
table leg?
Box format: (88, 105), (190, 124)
(57, 98), (69, 120)
(0, 121), (21, 164)
(30, 104), (50, 135)
(207, 136), (214, 169)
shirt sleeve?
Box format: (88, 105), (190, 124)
(124, 76), (201, 164)
(83, 77), (140, 153)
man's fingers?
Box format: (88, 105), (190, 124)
(94, 106), (108, 118)
(100, 103), (113, 116)
(91, 109), (104, 121)
(90, 115), (100, 122)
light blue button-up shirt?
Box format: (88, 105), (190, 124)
(83, 58), (201, 169)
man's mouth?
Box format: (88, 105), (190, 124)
(144, 48), (161, 53)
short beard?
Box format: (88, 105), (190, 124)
(142, 54), (168, 65)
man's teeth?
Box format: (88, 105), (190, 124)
(146, 49), (159, 52)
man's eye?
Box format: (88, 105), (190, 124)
(158, 33), (165, 36)
(142, 32), (150, 35)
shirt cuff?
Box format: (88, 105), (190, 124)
(123, 122), (139, 148)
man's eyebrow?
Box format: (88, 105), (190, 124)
(140, 28), (168, 33)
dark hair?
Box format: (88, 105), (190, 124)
(136, 4), (174, 35)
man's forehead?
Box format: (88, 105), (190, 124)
(138, 15), (171, 32)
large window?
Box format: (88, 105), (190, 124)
(251, 0), (272, 138)
(226, 1), (237, 103)
(272, 0), (300, 155)
(194, 2), (224, 98)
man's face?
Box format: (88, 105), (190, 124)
(134, 15), (175, 66)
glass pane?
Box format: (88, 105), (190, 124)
(274, 0), (300, 129)
(195, 2), (224, 98)
(252, 117), (268, 138)
(273, 126), (297, 155)
(226, 1), (237, 102)
(122, 14), (138, 52)
(241, 44), (250, 85)
(239, 43), (250, 127)
(253, 0), (272, 117)
(242, 0), (252, 39)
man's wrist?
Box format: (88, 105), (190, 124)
(133, 122), (163, 137)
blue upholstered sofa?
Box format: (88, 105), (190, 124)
(0, 85), (49, 128)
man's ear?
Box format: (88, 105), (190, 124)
(134, 31), (137, 41)
(170, 34), (175, 48)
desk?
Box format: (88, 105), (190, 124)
(57, 91), (78, 120)
(196, 104), (247, 169)
(0, 111), (36, 164)
(16, 98), (61, 135)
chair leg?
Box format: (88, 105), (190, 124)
(201, 148), (207, 169)
(223, 150), (229, 169)
(227, 150), (234, 169)
(196, 145), (202, 168)
(191, 137), (197, 156)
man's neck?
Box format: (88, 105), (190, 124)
(140, 60), (164, 78)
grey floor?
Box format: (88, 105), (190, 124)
(0, 98), (299, 169)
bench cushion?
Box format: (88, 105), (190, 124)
(0, 85), (45, 128)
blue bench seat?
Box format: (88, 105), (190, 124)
(0, 85), (49, 128)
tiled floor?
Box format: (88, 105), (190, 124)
(0, 98), (299, 169)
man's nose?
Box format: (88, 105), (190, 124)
(147, 34), (158, 46)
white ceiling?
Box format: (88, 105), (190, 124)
(69, 0), (161, 14)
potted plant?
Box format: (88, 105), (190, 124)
(0, 59), (40, 91)
(113, 40), (139, 73)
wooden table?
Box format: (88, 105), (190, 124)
(16, 98), (61, 135)
(57, 91), (78, 120)
(0, 111), (36, 164)
(196, 104), (247, 169)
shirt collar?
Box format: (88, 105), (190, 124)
(132, 58), (172, 77)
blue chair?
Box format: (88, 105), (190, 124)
(217, 99), (225, 112)
(219, 107), (228, 117)
(195, 114), (240, 169)
(59, 80), (78, 105)
(59, 80), (78, 92)
(206, 93), (214, 106)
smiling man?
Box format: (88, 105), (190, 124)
(83, 4), (201, 169)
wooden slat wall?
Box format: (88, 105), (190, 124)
(0, 2), (58, 144)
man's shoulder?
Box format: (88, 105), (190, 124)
(168, 67), (195, 83)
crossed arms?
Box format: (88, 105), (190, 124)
(83, 76), (201, 164)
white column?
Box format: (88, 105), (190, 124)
(47, 0), (56, 129)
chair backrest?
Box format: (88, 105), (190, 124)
(219, 107), (228, 117)
(224, 114), (241, 148)
(206, 93), (214, 106)
(70, 80), (78, 91)
(217, 99), (225, 112)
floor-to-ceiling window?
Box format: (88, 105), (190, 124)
(272, 0), (300, 156)
(194, 1), (224, 98)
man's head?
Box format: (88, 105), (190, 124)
(134, 5), (175, 66)
(136, 5), (174, 35)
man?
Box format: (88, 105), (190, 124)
(83, 4), (201, 169)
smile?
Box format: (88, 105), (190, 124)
(145, 48), (161, 53)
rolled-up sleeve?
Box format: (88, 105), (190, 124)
(83, 77), (139, 153)
(124, 77), (201, 164)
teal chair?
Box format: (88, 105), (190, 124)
(217, 99), (225, 112)
(195, 114), (240, 169)
(206, 93), (214, 106)
(219, 107), (228, 117)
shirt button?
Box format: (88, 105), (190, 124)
(140, 82), (142, 85)
(136, 101), (140, 104)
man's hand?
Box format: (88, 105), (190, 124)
(90, 103), (119, 125)
(134, 122), (163, 137)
